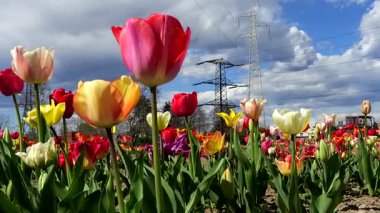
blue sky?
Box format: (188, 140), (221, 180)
(0, 0), (379, 129)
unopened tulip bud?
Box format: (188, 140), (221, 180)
(220, 168), (235, 200)
(371, 147), (377, 157)
(361, 100), (371, 115)
(318, 140), (329, 161)
(311, 160), (318, 171)
(38, 171), (49, 192)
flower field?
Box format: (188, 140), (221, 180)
(0, 13), (380, 213)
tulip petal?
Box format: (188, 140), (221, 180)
(119, 18), (162, 86)
(111, 26), (122, 44)
(111, 75), (140, 123)
(74, 80), (124, 128)
(146, 113), (153, 128)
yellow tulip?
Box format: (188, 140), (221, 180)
(203, 131), (225, 155)
(73, 75), (140, 128)
(272, 108), (311, 135)
(16, 138), (56, 169)
(146, 111), (171, 131)
(216, 109), (243, 128)
(24, 100), (65, 128)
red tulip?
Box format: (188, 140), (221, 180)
(10, 132), (20, 140)
(50, 88), (74, 119)
(112, 13), (191, 87)
(0, 68), (24, 96)
(161, 126), (177, 143)
(368, 128), (377, 136)
(171, 92), (198, 117)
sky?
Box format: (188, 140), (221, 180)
(0, 0), (380, 129)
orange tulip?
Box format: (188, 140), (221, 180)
(275, 155), (303, 176)
(73, 75), (140, 128)
(202, 131), (224, 156)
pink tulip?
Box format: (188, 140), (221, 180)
(10, 46), (54, 84)
(112, 13), (191, 87)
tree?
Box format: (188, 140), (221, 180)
(119, 92), (152, 140)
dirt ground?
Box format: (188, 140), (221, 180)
(262, 182), (380, 213)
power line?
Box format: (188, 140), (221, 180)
(192, 0), (236, 46)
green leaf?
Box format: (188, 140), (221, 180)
(185, 158), (225, 213)
(98, 173), (115, 213)
(0, 190), (20, 213)
(38, 165), (57, 212)
(126, 161), (144, 213)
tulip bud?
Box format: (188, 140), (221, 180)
(318, 140), (329, 161)
(220, 168), (235, 200)
(38, 171), (49, 192)
(6, 181), (13, 198)
(311, 160), (318, 171)
(361, 100), (371, 115)
(370, 145), (377, 155)
(146, 111), (171, 131)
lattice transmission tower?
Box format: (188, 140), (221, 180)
(240, 9), (269, 126)
(18, 84), (49, 135)
(194, 58), (243, 133)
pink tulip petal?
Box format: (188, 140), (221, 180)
(167, 27), (191, 80)
(119, 18), (162, 85)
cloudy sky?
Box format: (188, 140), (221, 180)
(1, 0), (380, 128)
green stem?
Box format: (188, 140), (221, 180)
(12, 95), (25, 170)
(185, 116), (197, 179)
(33, 84), (43, 142)
(58, 119), (73, 185)
(150, 87), (163, 213)
(106, 128), (125, 213)
(290, 134), (302, 213)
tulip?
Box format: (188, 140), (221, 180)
(161, 126), (177, 143)
(220, 168), (235, 200)
(112, 14), (191, 87)
(272, 108), (311, 135)
(146, 111), (171, 131)
(49, 88), (74, 119)
(171, 92), (198, 117)
(261, 139), (273, 155)
(10, 46), (54, 84)
(69, 139), (110, 170)
(15, 138), (56, 169)
(275, 155), (303, 176)
(323, 113), (337, 128)
(202, 131), (225, 156)
(317, 140), (329, 161)
(361, 100), (371, 115)
(24, 100), (65, 128)
(240, 98), (266, 121)
(216, 109), (243, 128)
(73, 75), (140, 128)
(0, 68), (24, 96)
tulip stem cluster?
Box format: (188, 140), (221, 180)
(106, 128), (125, 213)
(33, 84), (44, 142)
(149, 86), (163, 213)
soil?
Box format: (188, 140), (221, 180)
(262, 182), (380, 213)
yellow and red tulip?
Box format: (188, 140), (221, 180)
(202, 131), (224, 156)
(73, 75), (140, 128)
(275, 155), (303, 176)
